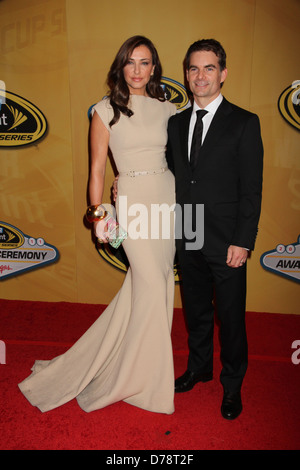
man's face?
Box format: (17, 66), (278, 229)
(186, 50), (227, 106)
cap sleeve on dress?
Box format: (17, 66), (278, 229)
(91, 98), (113, 131)
(167, 101), (177, 118)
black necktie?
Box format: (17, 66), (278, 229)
(190, 109), (208, 171)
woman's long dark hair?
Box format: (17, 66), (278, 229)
(107, 36), (165, 127)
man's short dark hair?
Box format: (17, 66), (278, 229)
(185, 39), (227, 71)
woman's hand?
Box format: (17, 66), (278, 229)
(94, 219), (110, 243)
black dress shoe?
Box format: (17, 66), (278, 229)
(175, 370), (213, 393)
(221, 390), (242, 420)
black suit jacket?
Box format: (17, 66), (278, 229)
(166, 97), (264, 255)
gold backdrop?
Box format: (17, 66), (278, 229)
(0, 0), (299, 314)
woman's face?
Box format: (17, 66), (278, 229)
(123, 45), (155, 95)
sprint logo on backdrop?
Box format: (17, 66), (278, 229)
(278, 80), (300, 130)
(260, 235), (300, 283)
(0, 222), (59, 280)
(160, 76), (190, 111)
(0, 81), (48, 147)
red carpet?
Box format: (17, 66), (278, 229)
(0, 299), (299, 451)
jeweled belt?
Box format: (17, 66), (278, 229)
(119, 166), (168, 177)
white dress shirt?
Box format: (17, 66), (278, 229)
(188, 93), (223, 159)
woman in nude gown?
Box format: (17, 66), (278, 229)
(19, 36), (177, 415)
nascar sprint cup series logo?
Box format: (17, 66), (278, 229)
(278, 80), (300, 131)
(0, 81), (48, 147)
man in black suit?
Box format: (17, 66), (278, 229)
(167, 39), (263, 419)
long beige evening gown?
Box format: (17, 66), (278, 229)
(19, 95), (177, 414)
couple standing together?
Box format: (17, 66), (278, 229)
(19, 36), (263, 421)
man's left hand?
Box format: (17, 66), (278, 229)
(226, 245), (248, 268)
